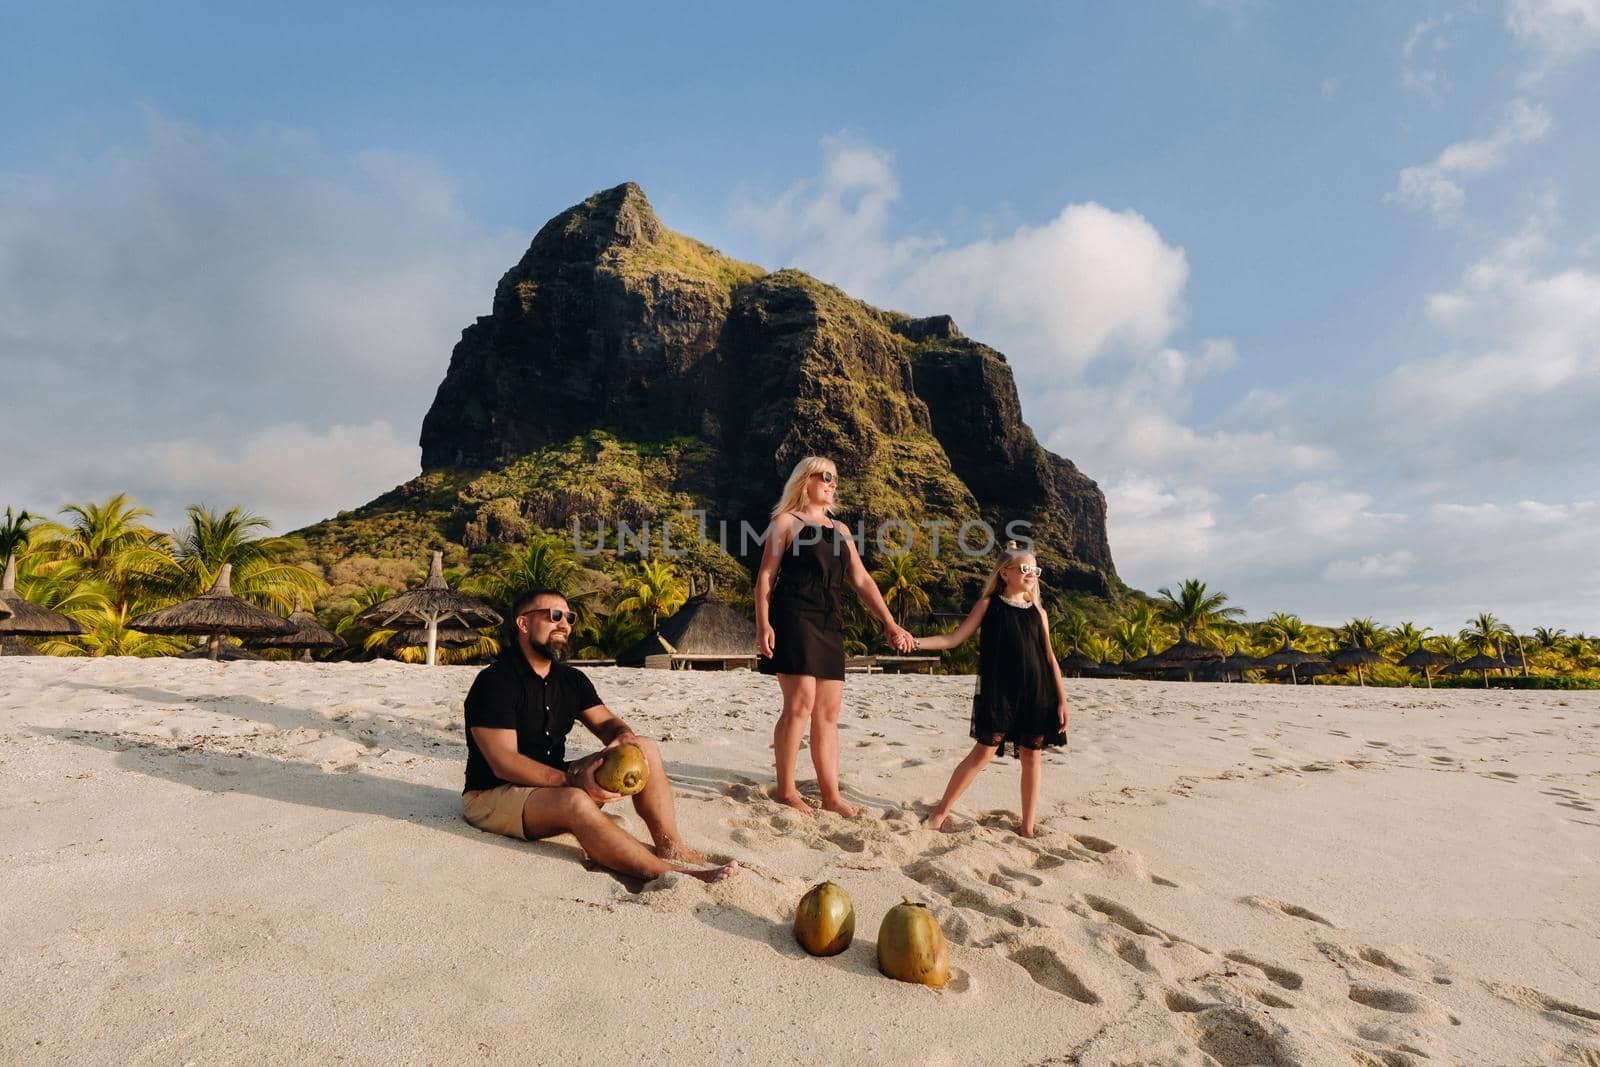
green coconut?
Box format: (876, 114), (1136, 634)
(793, 881), (855, 957)
(877, 898), (950, 987)
(594, 743), (649, 796)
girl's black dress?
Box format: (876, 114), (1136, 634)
(759, 518), (846, 681)
(972, 596), (1065, 755)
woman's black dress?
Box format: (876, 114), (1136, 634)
(759, 518), (846, 681)
(972, 596), (1065, 755)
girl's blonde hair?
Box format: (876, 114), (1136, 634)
(980, 540), (1040, 605)
(770, 456), (837, 521)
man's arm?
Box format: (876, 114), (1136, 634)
(469, 727), (568, 787)
(578, 703), (638, 747)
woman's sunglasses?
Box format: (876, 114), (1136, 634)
(812, 470), (837, 484)
(522, 607), (579, 624)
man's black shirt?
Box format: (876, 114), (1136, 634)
(462, 648), (603, 793)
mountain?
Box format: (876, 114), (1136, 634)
(299, 183), (1118, 603)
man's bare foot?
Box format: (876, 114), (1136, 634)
(820, 796), (856, 818)
(655, 840), (707, 865)
(773, 789), (817, 815)
(925, 811), (950, 831)
(685, 861), (740, 884)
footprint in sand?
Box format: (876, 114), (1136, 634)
(1348, 984), (1462, 1027)
(1176, 1006), (1299, 1067)
(1225, 951), (1304, 990)
(1486, 982), (1600, 1025)
(1004, 944), (1100, 1004)
(1241, 895), (1336, 928)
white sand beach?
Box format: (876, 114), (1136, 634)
(3, 658), (1598, 1065)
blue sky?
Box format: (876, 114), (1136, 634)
(3, 1), (1598, 630)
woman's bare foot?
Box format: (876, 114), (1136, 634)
(820, 796), (857, 818)
(925, 811), (950, 831)
(656, 840), (708, 864)
(685, 861), (740, 883)
(773, 789), (817, 815)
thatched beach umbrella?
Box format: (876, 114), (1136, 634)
(1147, 638), (1224, 682)
(357, 551), (501, 666)
(1059, 650), (1099, 677)
(181, 640), (264, 661)
(617, 590), (755, 667)
(1397, 647), (1450, 689)
(1221, 646), (1259, 682)
(248, 608), (345, 661)
(387, 625), (487, 654)
(1088, 660), (1129, 678)
(1329, 644), (1389, 687)
(128, 564), (294, 661)
(1255, 640), (1329, 685)
(1, 554), (88, 651)
(1448, 652), (1510, 689)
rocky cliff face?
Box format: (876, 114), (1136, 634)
(406, 182), (1117, 594)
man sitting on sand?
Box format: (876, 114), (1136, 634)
(461, 588), (737, 883)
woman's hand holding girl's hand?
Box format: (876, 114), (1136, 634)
(757, 622), (776, 658)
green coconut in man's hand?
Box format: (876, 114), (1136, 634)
(594, 743), (649, 796)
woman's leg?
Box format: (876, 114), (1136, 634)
(926, 742), (999, 830)
(810, 678), (853, 816)
(774, 673), (817, 814)
(1018, 747), (1043, 838)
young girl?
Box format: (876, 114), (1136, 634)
(910, 542), (1068, 838)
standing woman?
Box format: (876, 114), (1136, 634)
(756, 456), (913, 816)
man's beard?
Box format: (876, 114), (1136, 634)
(529, 634), (570, 662)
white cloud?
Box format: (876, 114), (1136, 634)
(730, 136), (1189, 378)
(1378, 203), (1600, 429)
(1323, 550), (1417, 582)
(1392, 100), (1552, 220)
(1402, 13), (1457, 99)
(0, 112), (522, 531)
(1506, 0), (1600, 66)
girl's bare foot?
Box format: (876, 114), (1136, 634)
(925, 811), (949, 831)
(656, 840), (707, 864)
(820, 796), (856, 818)
(685, 861), (740, 883)
(1019, 824), (1037, 839)
(773, 789), (817, 815)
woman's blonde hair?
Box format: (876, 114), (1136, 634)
(980, 540), (1040, 605)
(770, 456), (837, 521)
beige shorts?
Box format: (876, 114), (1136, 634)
(462, 784), (538, 840)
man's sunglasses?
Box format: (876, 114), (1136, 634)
(522, 608), (579, 624)
(813, 470), (836, 484)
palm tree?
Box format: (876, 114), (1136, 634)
(35, 494), (174, 615)
(35, 603), (184, 658)
(1155, 579), (1243, 643)
(615, 558), (688, 633)
(1387, 622), (1431, 655)
(1, 507), (33, 563)
(1460, 612), (1513, 660)
(1260, 612), (1307, 649)
(163, 505), (325, 613)
(1335, 617), (1384, 651)
(872, 551), (935, 625)
(1082, 632), (1119, 667)
(1112, 602), (1162, 660)
(469, 533), (595, 611)
(1052, 607), (1095, 661)
(573, 609), (646, 660)
(1532, 626), (1566, 650)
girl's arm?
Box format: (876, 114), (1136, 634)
(754, 515), (798, 657)
(1038, 600), (1069, 728)
(914, 597), (989, 651)
(841, 535), (912, 651)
